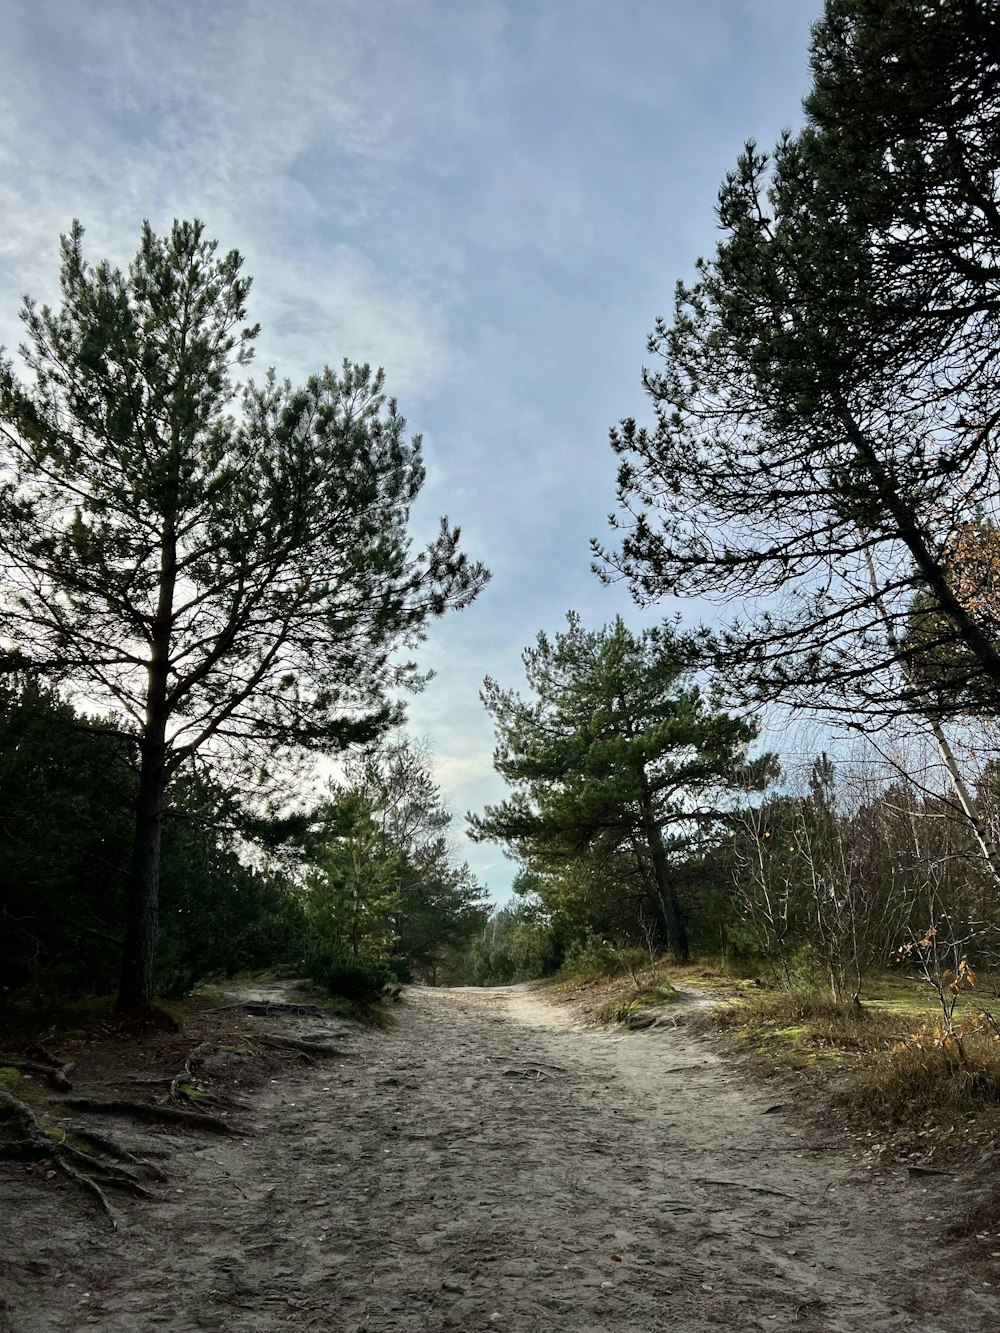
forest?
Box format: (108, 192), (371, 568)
(2, 0), (1000, 1045)
(4, 2), (1000, 1327)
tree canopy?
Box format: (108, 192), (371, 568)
(470, 614), (771, 959)
(0, 220), (488, 1005)
(596, 0), (1000, 727)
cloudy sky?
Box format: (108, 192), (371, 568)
(0, 0), (825, 900)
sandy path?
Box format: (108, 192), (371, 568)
(4, 984), (999, 1331)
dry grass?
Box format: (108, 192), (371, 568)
(541, 954), (686, 1026)
(714, 979), (1000, 1162)
(598, 984), (679, 1024)
(855, 1033), (1000, 1126)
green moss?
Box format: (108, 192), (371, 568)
(51, 1128), (92, 1152)
(660, 955), (763, 992)
(172, 1081), (207, 1100)
(0, 1066), (24, 1091)
(724, 1013), (846, 1066)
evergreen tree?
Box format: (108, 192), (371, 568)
(469, 615), (771, 960)
(0, 679), (306, 1002)
(597, 0), (1000, 726)
(0, 220), (488, 1007)
(301, 733), (488, 989)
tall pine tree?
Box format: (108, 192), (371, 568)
(470, 615), (771, 960)
(0, 220), (488, 1007)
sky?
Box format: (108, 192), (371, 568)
(0, 0), (826, 901)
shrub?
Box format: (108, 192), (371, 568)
(601, 984), (679, 1024)
(559, 935), (620, 978)
(856, 1031), (1000, 1126)
(300, 943), (393, 1004)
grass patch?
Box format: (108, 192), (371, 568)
(600, 983), (679, 1025)
(716, 989), (907, 1051)
(714, 978), (1000, 1154)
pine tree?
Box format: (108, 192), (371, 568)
(469, 615), (771, 960)
(597, 0), (1000, 725)
(0, 220), (488, 1007)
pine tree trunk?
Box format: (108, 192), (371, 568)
(863, 547), (1000, 886)
(117, 737), (167, 1009)
(117, 524), (176, 1011)
(639, 788), (690, 962)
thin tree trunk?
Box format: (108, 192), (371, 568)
(638, 788), (690, 962)
(117, 524), (176, 1011)
(117, 738), (167, 1009)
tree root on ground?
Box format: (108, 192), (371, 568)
(1, 1047), (76, 1092)
(169, 1040), (213, 1103)
(258, 1033), (351, 1059)
(211, 1002), (331, 1018)
(52, 1096), (237, 1134)
(0, 1089), (162, 1228)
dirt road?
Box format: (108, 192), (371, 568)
(4, 984), (999, 1331)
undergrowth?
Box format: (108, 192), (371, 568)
(715, 982), (1000, 1152)
(599, 984), (679, 1024)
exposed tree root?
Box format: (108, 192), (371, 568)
(259, 1033), (351, 1059)
(1, 1049), (76, 1092)
(53, 1097), (237, 1134)
(0, 1089), (163, 1229)
(212, 1002), (330, 1018)
(58, 1122), (169, 1178)
(169, 1041), (213, 1102)
(52, 1154), (119, 1227)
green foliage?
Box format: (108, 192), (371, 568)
(298, 732), (490, 990)
(299, 941), (394, 1005)
(302, 793), (402, 968)
(465, 900), (565, 986)
(470, 614), (772, 960)
(559, 934), (620, 978)
(0, 680), (307, 1006)
(0, 678), (132, 998)
(0, 219), (488, 1006)
(598, 0), (1000, 724)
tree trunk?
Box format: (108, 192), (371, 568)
(845, 411), (1000, 695)
(863, 547), (1000, 887)
(117, 737), (167, 1009)
(638, 788), (690, 962)
(117, 523), (176, 1011)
